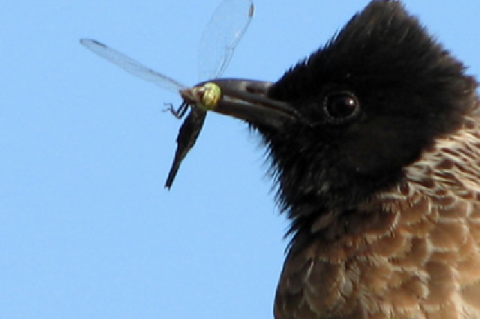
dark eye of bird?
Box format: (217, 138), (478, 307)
(323, 91), (360, 123)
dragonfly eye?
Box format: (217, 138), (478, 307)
(195, 82), (222, 110)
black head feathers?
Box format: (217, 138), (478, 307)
(262, 0), (477, 218)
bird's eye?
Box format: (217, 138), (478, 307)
(323, 91), (360, 123)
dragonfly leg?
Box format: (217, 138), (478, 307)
(163, 102), (189, 119)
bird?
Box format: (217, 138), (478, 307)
(198, 0), (480, 318)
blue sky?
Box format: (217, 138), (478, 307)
(1, 1), (479, 318)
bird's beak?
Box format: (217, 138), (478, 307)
(183, 78), (302, 128)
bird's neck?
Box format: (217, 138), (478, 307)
(277, 114), (480, 318)
(283, 105), (480, 253)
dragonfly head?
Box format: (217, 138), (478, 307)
(180, 82), (222, 112)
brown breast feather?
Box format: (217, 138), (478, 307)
(274, 105), (480, 319)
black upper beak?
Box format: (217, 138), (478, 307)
(188, 78), (302, 128)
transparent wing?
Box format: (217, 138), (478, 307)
(80, 38), (187, 92)
(198, 0), (254, 80)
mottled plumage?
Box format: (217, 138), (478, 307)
(273, 113), (480, 319)
(208, 1), (480, 319)
(267, 2), (480, 319)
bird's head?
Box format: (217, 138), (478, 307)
(208, 0), (477, 231)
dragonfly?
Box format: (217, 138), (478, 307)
(80, 0), (254, 189)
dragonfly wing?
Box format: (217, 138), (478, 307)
(80, 38), (187, 92)
(165, 108), (207, 188)
(166, 0), (253, 188)
(198, 0), (254, 79)
(166, 0), (253, 189)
